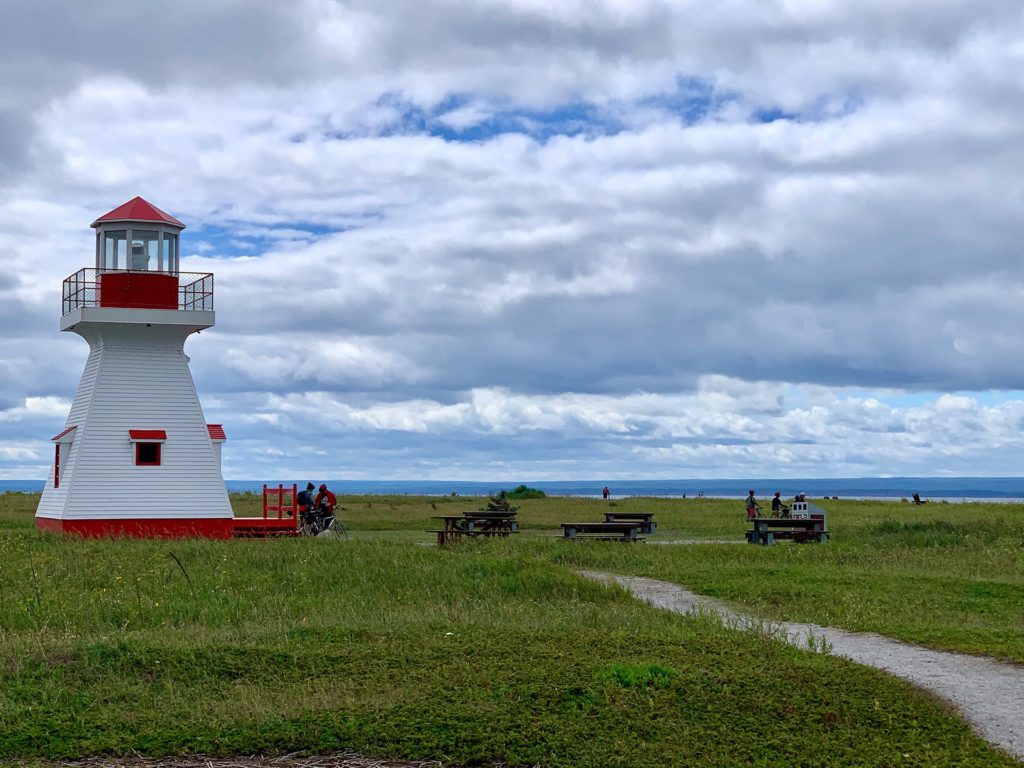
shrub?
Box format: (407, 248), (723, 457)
(506, 484), (547, 500)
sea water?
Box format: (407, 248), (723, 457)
(3, 477), (1023, 501)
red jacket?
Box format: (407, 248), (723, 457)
(314, 489), (337, 510)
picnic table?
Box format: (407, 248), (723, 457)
(561, 521), (644, 542)
(603, 511), (656, 534)
(468, 514), (524, 528)
(746, 517), (828, 545)
(430, 512), (519, 545)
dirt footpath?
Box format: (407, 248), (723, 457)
(579, 570), (1024, 762)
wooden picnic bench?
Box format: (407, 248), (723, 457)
(603, 511), (656, 534)
(465, 510), (519, 524)
(561, 521), (644, 542)
(430, 513), (519, 546)
(746, 517), (829, 545)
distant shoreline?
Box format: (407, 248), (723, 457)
(3, 477), (1023, 503)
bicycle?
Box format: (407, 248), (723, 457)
(298, 503), (349, 539)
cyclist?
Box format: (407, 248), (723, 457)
(314, 483), (337, 516)
(745, 490), (761, 520)
(297, 482), (316, 515)
(771, 491), (790, 518)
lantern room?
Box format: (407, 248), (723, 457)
(92, 196), (184, 273)
(89, 197), (186, 311)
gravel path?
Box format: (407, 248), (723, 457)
(579, 570), (1024, 761)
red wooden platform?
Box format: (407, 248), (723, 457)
(232, 483), (300, 537)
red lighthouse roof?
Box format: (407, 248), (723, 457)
(91, 196), (185, 229)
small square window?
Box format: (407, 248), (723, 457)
(135, 442), (161, 466)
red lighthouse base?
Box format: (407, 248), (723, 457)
(36, 516), (233, 539)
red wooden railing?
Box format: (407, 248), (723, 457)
(262, 483), (298, 520)
(231, 484), (300, 537)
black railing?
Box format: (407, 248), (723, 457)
(62, 269), (98, 315)
(180, 273), (214, 311)
(62, 268), (215, 315)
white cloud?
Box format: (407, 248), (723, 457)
(191, 378), (1024, 479)
(2, 0), (1024, 479)
(0, 444), (40, 461)
(220, 337), (421, 388)
(0, 397), (73, 423)
(436, 101), (495, 130)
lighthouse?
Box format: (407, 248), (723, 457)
(35, 198), (233, 538)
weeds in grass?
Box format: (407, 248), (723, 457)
(595, 663), (677, 689)
(803, 629), (834, 655)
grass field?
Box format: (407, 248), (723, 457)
(1, 492), (1022, 766)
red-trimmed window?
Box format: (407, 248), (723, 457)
(135, 442), (161, 466)
(51, 425), (77, 488)
(129, 429), (166, 467)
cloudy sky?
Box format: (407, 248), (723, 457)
(1, 0), (1023, 481)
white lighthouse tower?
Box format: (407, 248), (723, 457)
(36, 197), (233, 538)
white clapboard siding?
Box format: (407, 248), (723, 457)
(36, 319), (231, 522)
(211, 441), (223, 474)
(36, 346), (101, 519)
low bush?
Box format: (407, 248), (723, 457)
(505, 484), (547, 499)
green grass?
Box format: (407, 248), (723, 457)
(550, 504), (1024, 663)
(228, 492), (1024, 662)
(1, 492), (1021, 766)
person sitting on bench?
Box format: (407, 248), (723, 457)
(771, 492), (790, 518)
(912, 492), (927, 505)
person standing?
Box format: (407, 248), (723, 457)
(745, 490), (761, 520)
(602, 486), (610, 500)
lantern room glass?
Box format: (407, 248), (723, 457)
(130, 230), (159, 271)
(96, 225), (182, 273)
(102, 230), (126, 271)
(162, 233), (178, 273)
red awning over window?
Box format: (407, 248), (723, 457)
(207, 424), (227, 441)
(129, 429), (167, 441)
(52, 425), (77, 442)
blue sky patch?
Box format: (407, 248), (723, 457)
(185, 222), (347, 259)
